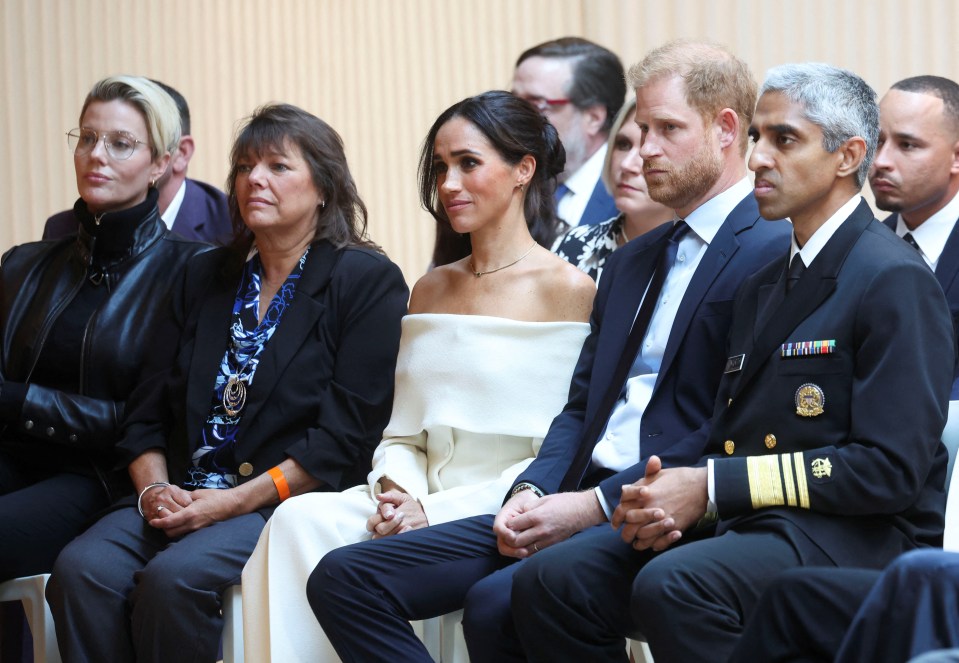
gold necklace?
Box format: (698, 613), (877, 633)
(468, 241), (537, 277)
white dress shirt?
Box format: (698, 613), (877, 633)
(557, 145), (608, 227)
(893, 189), (959, 271)
(161, 180), (188, 231)
(592, 178), (754, 517)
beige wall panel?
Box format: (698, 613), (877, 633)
(3, 0), (959, 284)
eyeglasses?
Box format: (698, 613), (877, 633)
(518, 96), (572, 114)
(66, 128), (148, 161)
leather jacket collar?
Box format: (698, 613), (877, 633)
(73, 187), (166, 272)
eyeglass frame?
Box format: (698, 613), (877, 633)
(66, 128), (149, 161)
(516, 95), (573, 114)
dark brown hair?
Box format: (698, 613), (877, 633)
(227, 103), (378, 254)
(421, 91), (566, 266)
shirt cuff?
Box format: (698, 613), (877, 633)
(707, 458), (717, 510)
(594, 486), (614, 520)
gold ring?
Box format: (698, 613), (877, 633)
(532, 542), (539, 553)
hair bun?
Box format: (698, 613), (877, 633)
(540, 121), (566, 180)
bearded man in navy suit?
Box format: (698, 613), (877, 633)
(44, 80), (231, 245)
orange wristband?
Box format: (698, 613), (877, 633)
(268, 466), (291, 502)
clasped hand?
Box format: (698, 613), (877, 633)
(494, 489), (604, 559)
(611, 455), (708, 552)
(366, 490), (429, 538)
(147, 486), (241, 538)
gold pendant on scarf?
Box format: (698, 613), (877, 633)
(223, 375), (247, 416)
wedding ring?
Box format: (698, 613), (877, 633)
(157, 505), (168, 514)
(532, 542), (539, 553)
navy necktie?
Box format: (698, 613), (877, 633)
(559, 221), (690, 491)
(786, 253), (806, 293)
(554, 183), (570, 206)
(903, 232), (921, 252)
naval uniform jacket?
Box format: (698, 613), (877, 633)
(711, 200), (954, 565)
(116, 239), (409, 508)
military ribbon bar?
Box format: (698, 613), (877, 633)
(780, 339), (836, 357)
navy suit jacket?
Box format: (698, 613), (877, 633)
(577, 177), (620, 226)
(513, 193), (791, 506)
(883, 213), (959, 395)
(43, 178), (232, 245)
(712, 201), (953, 564)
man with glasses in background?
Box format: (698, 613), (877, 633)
(511, 37), (624, 227)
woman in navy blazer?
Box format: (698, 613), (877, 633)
(46, 103), (409, 663)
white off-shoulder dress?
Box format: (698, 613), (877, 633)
(241, 313), (589, 662)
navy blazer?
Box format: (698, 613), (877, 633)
(712, 201), (954, 564)
(513, 193), (791, 505)
(116, 240), (409, 505)
(883, 213), (959, 394)
(43, 178), (232, 245)
(577, 177), (620, 227)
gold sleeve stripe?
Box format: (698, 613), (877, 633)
(793, 451), (810, 509)
(747, 455), (786, 509)
(782, 452), (797, 507)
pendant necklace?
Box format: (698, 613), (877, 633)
(223, 347), (255, 416)
(468, 241), (537, 277)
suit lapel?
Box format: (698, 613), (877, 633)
(655, 205), (745, 388)
(936, 216), (959, 294)
(185, 270), (236, 446)
(885, 212), (959, 294)
(172, 181), (204, 240)
(583, 226), (668, 423)
(581, 178), (619, 226)
(237, 241), (339, 434)
(732, 201), (873, 398)
(753, 260), (788, 335)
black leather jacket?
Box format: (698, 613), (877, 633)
(0, 192), (212, 499)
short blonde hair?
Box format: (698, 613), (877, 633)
(627, 40), (756, 155)
(79, 75), (181, 160)
(600, 97), (637, 193)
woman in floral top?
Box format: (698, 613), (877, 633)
(552, 98), (673, 282)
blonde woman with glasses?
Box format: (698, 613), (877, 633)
(0, 75), (209, 582)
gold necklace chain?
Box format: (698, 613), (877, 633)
(468, 241), (537, 277)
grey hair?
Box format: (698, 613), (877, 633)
(760, 63), (879, 188)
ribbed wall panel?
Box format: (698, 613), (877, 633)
(2, 0), (958, 283)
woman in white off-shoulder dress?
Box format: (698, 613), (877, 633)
(241, 90), (597, 662)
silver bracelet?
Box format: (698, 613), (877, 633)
(137, 482), (171, 519)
